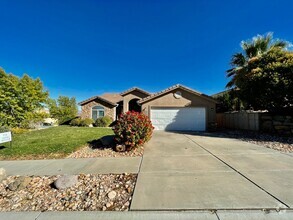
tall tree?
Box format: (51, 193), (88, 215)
(226, 33), (288, 88)
(0, 68), (48, 127)
(226, 33), (292, 113)
(47, 96), (78, 124)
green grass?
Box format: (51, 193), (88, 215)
(0, 126), (113, 160)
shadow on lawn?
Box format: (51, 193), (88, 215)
(87, 135), (116, 150)
(0, 145), (7, 150)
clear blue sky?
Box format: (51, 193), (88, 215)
(0, 0), (292, 102)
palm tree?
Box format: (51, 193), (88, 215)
(226, 33), (288, 88)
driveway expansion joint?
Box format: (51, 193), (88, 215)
(129, 157), (143, 210)
(184, 134), (291, 209)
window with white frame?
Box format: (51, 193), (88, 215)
(92, 106), (104, 120)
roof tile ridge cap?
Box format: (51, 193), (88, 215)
(181, 84), (203, 95)
(121, 87), (150, 95)
(137, 87), (151, 94)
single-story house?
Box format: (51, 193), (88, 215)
(78, 84), (217, 131)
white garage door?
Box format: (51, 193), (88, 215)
(151, 107), (206, 131)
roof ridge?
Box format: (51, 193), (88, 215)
(120, 87), (151, 96)
(138, 84), (216, 104)
(78, 95), (117, 106)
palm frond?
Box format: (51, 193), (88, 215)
(271, 40), (288, 50)
(231, 53), (246, 66)
(226, 79), (236, 88)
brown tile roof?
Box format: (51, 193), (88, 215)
(120, 87), (151, 96)
(138, 84), (218, 104)
(78, 95), (117, 106)
(100, 93), (123, 103)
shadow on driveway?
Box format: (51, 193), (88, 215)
(162, 129), (293, 147)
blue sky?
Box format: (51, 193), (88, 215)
(0, 0), (292, 102)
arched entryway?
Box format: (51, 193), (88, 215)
(128, 98), (141, 112)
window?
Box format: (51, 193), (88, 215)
(92, 106), (104, 120)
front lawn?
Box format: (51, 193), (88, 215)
(0, 126), (113, 160)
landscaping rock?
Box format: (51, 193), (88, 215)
(221, 130), (293, 153)
(18, 176), (32, 190)
(0, 174), (137, 211)
(67, 144), (144, 158)
(108, 190), (117, 200)
(8, 179), (21, 191)
(115, 144), (126, 152)
(0, 168), (6, 182)
(53, 175), (78, 190)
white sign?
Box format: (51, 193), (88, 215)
(0, 132), (12, 144)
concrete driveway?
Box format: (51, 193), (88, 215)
(131, 131), (293, 212)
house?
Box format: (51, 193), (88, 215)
(78, 84), (217, 131)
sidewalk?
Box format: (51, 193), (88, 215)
(0, 157), (141, 175)
(1, 210), (292, 220)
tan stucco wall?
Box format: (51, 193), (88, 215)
(122, 91), (149, 113)
(141, 88), (216, 128)
(80, 100), (115, 120)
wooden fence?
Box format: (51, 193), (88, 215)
(216, 111), (260, 131)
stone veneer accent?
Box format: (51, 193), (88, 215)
(80, 100), (115, 120)
(260, 114), (293, 136)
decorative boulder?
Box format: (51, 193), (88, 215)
(115, 144), (126, 152)
(53, 175), (78, 190)
(7, 176), (32, 191)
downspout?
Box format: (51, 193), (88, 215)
(114, 103), (119, 120)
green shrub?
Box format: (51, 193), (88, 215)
(70, 118), (94, 127)
(69, 118), (81, 126)
(113, 111), (154, 150)
(80, 118), (94, 127)
(94, 116), (113, 127)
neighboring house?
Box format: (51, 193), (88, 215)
(78, 84), (217, 131)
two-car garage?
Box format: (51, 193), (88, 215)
(150, 107), (206, 131)
(138, 84), (217, 132)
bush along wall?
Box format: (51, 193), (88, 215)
(69, 118), (94, 127)
(94, 116), (113, 127)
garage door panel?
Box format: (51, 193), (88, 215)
(151, 107), (206, 131)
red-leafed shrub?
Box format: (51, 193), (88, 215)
(113, 111), (154, 150)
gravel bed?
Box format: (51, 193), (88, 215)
(0, 173), (137, 211)
(67, 146), (144, 158)
(219, 130), (293, 153)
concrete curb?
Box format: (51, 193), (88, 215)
(0, 210), (292, 220)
